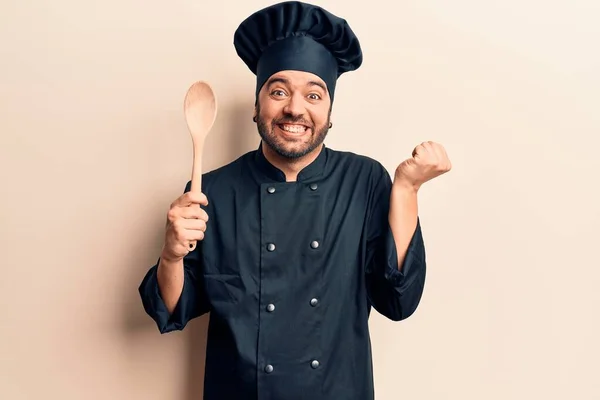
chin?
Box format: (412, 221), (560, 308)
(273, 143), (313, 159)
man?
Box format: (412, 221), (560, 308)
(139, 1), (451, 399)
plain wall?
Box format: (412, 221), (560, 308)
(1, 0), (599, 399)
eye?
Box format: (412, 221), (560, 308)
(271, 89), (287, 97)
(307, 93), (321, 100)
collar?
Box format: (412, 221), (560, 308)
(254, 141), (328, 182)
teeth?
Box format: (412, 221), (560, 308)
(281, 124), (307, 133)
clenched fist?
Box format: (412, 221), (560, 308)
(394, 141), (452, 190)
(160, 191), (209, 262)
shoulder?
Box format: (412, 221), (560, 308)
(325, 147), (391, 182)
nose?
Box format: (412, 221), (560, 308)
(283, 92), (305, 116)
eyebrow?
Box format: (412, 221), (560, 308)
(266, 77), (328, 93)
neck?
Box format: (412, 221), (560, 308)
(261, 142), (323, 182)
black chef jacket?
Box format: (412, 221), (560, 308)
(139, 142), (427, 400)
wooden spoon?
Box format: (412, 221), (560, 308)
(183, 80), (217, 251)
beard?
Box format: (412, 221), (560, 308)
(256, 105), (330, 159)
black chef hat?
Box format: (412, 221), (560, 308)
(233, 1), (363, 103)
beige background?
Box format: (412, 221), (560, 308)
(1, 0), (599, 399)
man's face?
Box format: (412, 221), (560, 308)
(254, 70), (332, 159)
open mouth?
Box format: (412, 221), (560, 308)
(277, 123), (310, 135)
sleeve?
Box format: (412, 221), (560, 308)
(138, 181), (211, 333)
(364, 165), (427, 322)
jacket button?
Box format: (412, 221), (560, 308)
(265, 364), (274, 373)
(310, 298), (318, 307)
(310, 240), (319, 249)
(267, 186), (276, 193)
(309, 183), (318, 191)
(311, 360), (320, 369)
(267, 243), (276, 252)
(266, 304), (275, 312)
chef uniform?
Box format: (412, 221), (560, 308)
(139, 2), (427, 399)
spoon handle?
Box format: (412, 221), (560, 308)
(188, 146), (203, 252)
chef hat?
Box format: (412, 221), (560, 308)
(233, 1), (363, 103)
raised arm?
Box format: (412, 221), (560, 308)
(365, 141), (451, 321)
(138, 184), (211, 333)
